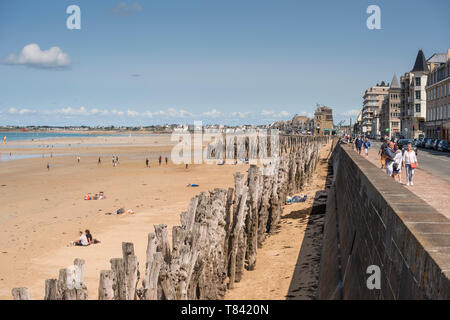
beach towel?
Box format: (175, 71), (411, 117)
(290, 194), (307, 203)
(188, 184), (199, 187)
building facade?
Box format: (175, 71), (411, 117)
(400, 50), (430, 138)
(313, 104), (333, 135)
(425, 49), (450, 140)
(362, 83), (389, 137)
(380, 74), (402, 138)
(371, 108), (381, 138)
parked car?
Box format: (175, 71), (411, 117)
(397, 139), (418, 155)
(437, 140), (450, 152)
(430, 139), (440, 150)
(417, 137), (425, 147)
(424, 138), (434, 149)
(432, 139), (442, 150)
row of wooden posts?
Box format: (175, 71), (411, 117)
(12, 135), (329, 300)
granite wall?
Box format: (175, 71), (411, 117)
(318, 142), (450, 300)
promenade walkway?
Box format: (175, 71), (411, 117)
(354, 145), (450, 219)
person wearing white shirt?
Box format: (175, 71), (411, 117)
(392, 145), (403, 183)
(402, 143), (418, 186)
(74, 231), (89, 246)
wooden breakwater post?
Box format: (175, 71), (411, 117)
(11, 288), (29, 300)
(12, 135), (329, 300)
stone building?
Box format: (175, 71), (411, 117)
(425, 49), (450, 140)
(380, 74), (402, 138)
(291, 115), (309, 131)
(362, 83), (390, 137)
(313, 104), (333, 135)
(371, 109), (381, 139)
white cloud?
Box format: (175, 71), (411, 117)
(261, 110), (290, 118)
(203, 109), (222, 118)
(261, 110), (275, 117)
(142, 111), (153, 118)
(231, 111), (250, 118)
(298, 111), (314, 118)
(160, 108), (193, 118)
(112, 2), (143, 16)
(279, 110), (290, 117)
(8, 107), (36, 115)
(341, 109), (360, 117)
(3, 43), (71, 69)
(111, 109), (125, 116)
(127, 110), (140, 116)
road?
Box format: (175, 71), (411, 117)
(370, 141), (450, 184)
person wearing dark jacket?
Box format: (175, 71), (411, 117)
(384, 141), (396, 176)
(379, 138), (388, 169)
(354, 135), (363, 155)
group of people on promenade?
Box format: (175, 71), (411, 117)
(353, 135), (371, 157)
(350, 135), (419, 186)
(378, 137), (418, 186)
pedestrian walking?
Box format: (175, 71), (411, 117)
(363, 137), (371, 157)
(77, 156), (80, 163)
(384, 141), (396, 177)
(98, 157), (101, 165)
(47, 163), (50, 171)
(159, 155), (162, 166)
(403, 143), (418, 186)
(379, 138), (388, 169)
(146, 158), (149, 168)
(392, 144), (403, 183)
(165, 156), (168, 165)
(354, 135), (363, 155)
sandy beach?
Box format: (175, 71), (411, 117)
(0, 134), (249, 299)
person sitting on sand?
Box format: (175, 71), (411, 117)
(74, 231), (89, 246)
(85, 229), (100, 245)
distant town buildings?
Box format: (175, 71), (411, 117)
(380, 74), (401, 138)
(268, 105), (335, 135)
(362, 82), (389, 137)
(425, 49), (450, 140)
(313, 104), (334, 135)
(357, 48), (450, 140)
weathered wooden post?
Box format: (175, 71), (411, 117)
(228, 172), (248, 288)
(247, 165), (261, 270)
(122, 242), (140, 300)
(155, 224), (171, 263)
(98, 270), (115, 300)
(143, 252), (164, 300)
(11, 287), (29, 300)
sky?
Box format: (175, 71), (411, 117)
(0, 0), (449, 126)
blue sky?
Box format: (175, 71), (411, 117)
(0, 0), (449, 126)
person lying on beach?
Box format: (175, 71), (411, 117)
(187, 183), (199, 187)
(85, 229), (101, 245)
(74, 231), (89, 246)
